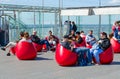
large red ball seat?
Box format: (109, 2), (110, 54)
(16, 41), (37, 60)
(110, 38), (120, 53)
(55, 44), (78, 66)
(32, 42), (43, 52)
(93, 46), (113, 64)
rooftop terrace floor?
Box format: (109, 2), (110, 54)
(0, 49), (120, 79)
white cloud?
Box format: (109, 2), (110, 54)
(109, 0), (120, 4)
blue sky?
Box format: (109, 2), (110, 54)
(0, 0), (120, 7)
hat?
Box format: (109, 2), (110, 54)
(100, 32), (107, 35)
(63, 35), (69, 38)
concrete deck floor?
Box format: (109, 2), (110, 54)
(0, 49), (120, 79)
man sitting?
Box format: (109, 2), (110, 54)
(46, 30), (59, 44)
(90, 32), (111, 64)
(30, 30), (52, 51)
(86, 30), (96, 46)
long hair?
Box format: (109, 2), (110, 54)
(24, 32), (29, 39)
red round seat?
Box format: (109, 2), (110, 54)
(93, 46), (113, 64)
(111, 38), (120, 53)
(16, 41), (37, 60)
(32, 42), (43, 52)
(55, 44), (78, 66)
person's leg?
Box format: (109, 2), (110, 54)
(93, 49), (103, 64)
(5, 42), (16, 48)
(1, 42), (16, 51)
(113, 30), (118, 40)
(73, 47), (90, 66)
(6, 50), (11, 56)
(117, 34), (120, 43)
(40, 40), (52, 50)
(72, 48), (81, 65)
(86, 49), (92, 64)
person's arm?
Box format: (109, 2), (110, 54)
(99, 38), (111, 50)
(85, 35), (90, 44)
(31, 35), (40, 43)
(77, 37), (83, 44)
(61, 42), (71, 50)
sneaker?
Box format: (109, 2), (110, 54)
(6, 53), (11, 56)
(1, 47), (6, 51)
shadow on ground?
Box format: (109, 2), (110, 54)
(110, 61), (120, 65)
(35, 57), (53, 61)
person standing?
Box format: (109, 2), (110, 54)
(63, 20), (69, 35)
(71, 21), (77, 33)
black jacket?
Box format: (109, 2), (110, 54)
(99, 38), (111, 51)
(61, 41), (71, 50)
(30, 35), (40, 44)
(72, 24), (77, 32)
(76, 37), (83, 44)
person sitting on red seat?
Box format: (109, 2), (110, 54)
(86, 30), (96, 46)
(30, 30), (52, 51)
(19, 32), (32, 43)
(90, 32), (111, 64)
(48, 35), (56, 49)
(75, 31), (83, 44)
(112, 21), (120, 43)
(46, 30), (59, 44)
(1, 31), (24, 56)
(80, 30), (86, 38)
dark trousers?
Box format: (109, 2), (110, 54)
(73, 47), (92, 66)
(39, 40), (52, 50)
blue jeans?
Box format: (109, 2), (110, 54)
(39, 40), (52, 50)
(73, 47), (92, 66)
(90, 44), (103, 63)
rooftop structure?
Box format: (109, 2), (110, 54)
(0, 4), (59, 12)
(0, 4), (120, 45)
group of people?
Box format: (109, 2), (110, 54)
(63, 21), (77, 35)
(1, 20), (119, 66)
(0, 28), (111, 65)
(1, 30), (59, 56)
(61, 29), (111, 65)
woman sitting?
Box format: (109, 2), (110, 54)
(1, 31), (24, 56)
(90, 32), (111, 64)
(19, 32), (32, 43)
